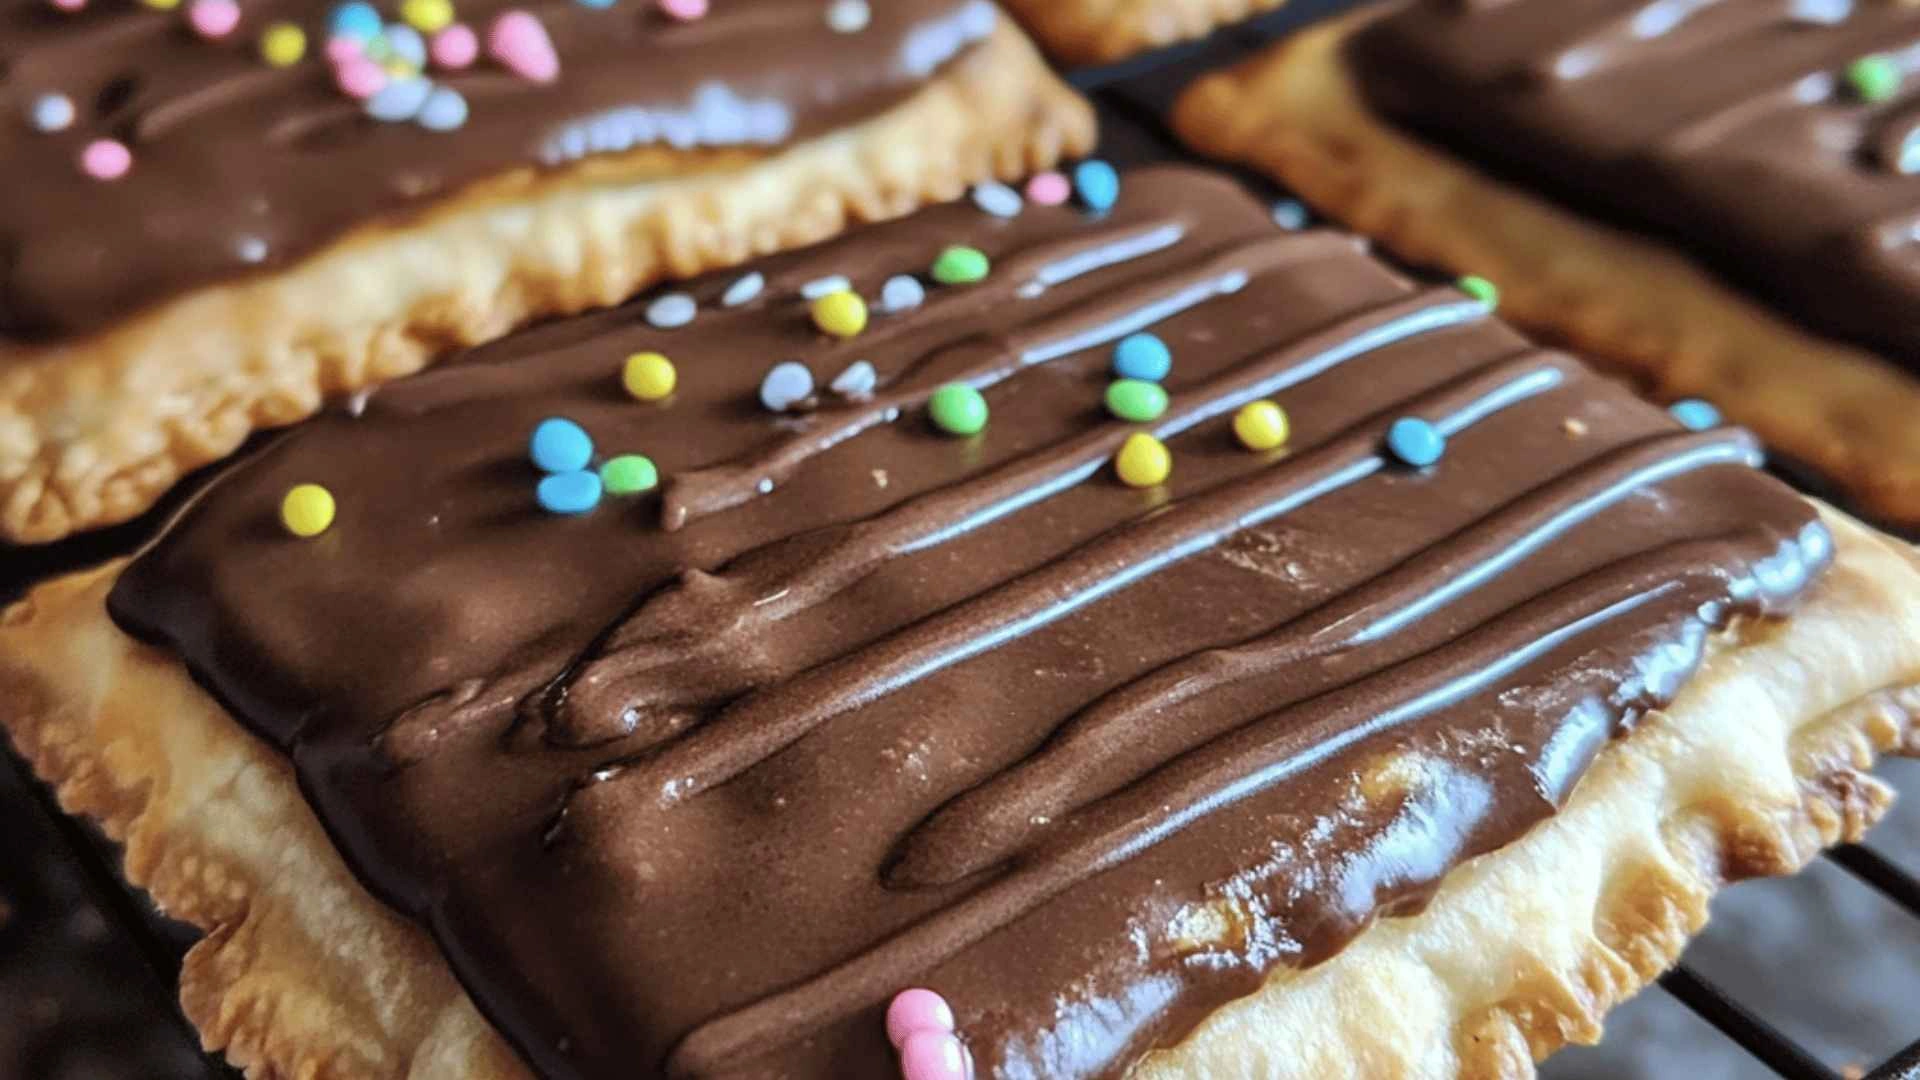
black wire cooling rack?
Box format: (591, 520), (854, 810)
(3, 2), (1919, 1077)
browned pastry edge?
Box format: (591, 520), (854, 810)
(997, 0), (1284, 64)
(1171, 14), (1920, 530)
(4, 504), (1920, 1078)
(0, 18), (1095, 547)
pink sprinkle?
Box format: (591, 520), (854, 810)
(657, 0), (707, 19)
(79, 139), (132, 181)
(325, 35), (365, 64)
(885, 989), (955, 1049)
(186, 0), (240, 38)
(334, 56), (388, 99)
(899, 1030), (970, 1080)
(1026, 172), (1071, 206)
(49, 0), (86, 12)
(430, 23), (479, 69)
(487, 10), (559, 83)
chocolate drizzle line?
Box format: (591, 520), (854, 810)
(1354, 0), (1920, 367)
(108, 167), (1829, 1079)
(0, 0), (988, 339)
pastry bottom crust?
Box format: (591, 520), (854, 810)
(4, 506), (1920, 1078)
(1171, 16), (1920, 530)
(998, 0), (1283, 64)
(0, 19), (1094, 546)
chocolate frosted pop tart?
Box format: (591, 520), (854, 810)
(0, 0), (1093, 544)
(1175, 0), (1920, 527)
(997, 0), (1283, 64)
(8, 164), (1920, 1079)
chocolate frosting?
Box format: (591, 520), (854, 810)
(109, 165), (1829, 1078)
(0, 0), (991, 340)
(1353, 0), (1920, 367)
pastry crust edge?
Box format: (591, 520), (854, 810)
(998, 0), (1284, 64)
(0, 18), (1095, 547)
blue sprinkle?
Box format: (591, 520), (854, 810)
(537, 470), (604, 515)
(365, 77), (432, 123)
(575, 0), (617, 7)
(417, 86), (469, 132)
(329, 1), (384, 40)
(530, 417), (594, 474)
(1271, 198), (1310, 231)
(1386, 417), (1445, 468)
(1073, 160), (1120, 215)
(384, 24), (428, 68)
(1669, 398), (1722, 431)
(1112, 333), (1172, 382)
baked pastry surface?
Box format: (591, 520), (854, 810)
(997, 0), (1283, 63)
(7, 165), (1920, 1079)
(0, 3), (1093, 544)
(1173, 7), (1920, 527)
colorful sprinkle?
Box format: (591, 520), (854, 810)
(49, 0), (87, 12)
(881, 274), (926, 313)
(899, 1030), (969, 1080)
(335, 56), (389, 98)
(27, 93), (75, 133)
(1847, 54), (1902, 103)
(280, 484), (337, 538)
(140, 0), (181, 10)
(970, 181), (1023, 219)
(825, 0), (870, 32)
(931, 245), (990, 285)
(1025, 171), (1070, 206)
(1105, 379), (1168, 423)
(187, 0), (241, 38)
(429, 24), (479, 68)
(1111, 333), (1171, 382)
(645, 292), (698, 329)
(575, 0), (616, 8)
(600, 454), (659, 496)
(811, 290), (869, 339)
(1668, 398), (1722, 431)
(760, 361), (815, 412)
(366, 76), (433, 122)
(657, 0), (708, 20)
(79, 139), (132, 181)
(326, 34), (365, 63)
(722, 271), (765, 307)
(1073, 159), (1120, 214)
(401, 0), (455, 32)
(928, 383), (988, 436)
(623, 352), (678, 401)
(886, 989), (956, 1049)
(530, 417), (594, 473)
(260, 22), (308, 66)
(489, 10), (560, 83)
(1115, 432), (1171, 488)
(801, 274), (852, 300)
(1233, 401), (1289, 452)
(538, 470), (603, 515)
(385, 24), (429, 67)
(830, 360), (878, 399)
(417, 86), (470, 131)
(330, 1), (384, 40)
(1386, 417), (1445, 468)
(1271, 199), (1309, 230)
(1456, 274), (1500, 309)
(1789, 0), (1852, 25)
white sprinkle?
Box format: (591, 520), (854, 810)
(1788, 0), (1851, 24)
(759, 361), (814, 412)
(28, 93), (74, 133)
(880, 274), (925, 313)
(830, 360), (878, 399)
(825, 0), (870, 32)
(236, 236), (270, 263)
(417, 86), (469, 132)
(646, 293), (698, 329)
(366, 76), (433, 122)
(1271, 199), (1309, 230)
(801, 274), (852, 300)
(971, 181), (1024, 219)
(722, 271), (765, 308)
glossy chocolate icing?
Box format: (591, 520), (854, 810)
(1353, 0), (1920, 366)
(0, 0), (991, 339)
(109, 166), (1829, 1078)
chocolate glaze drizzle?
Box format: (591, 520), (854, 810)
(0, 0), (989, 339)
(1354, 0), (1920, 367)
(109, 166), (1829, 1078)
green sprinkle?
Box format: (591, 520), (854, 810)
(1104, 378), (1169, 423)
(1457, 274), (1500, 309)
(931, 245), (990, 285)
(928, 383), (988, 436)
(1848, 54), (1902, 103)
(600, 454), (658, 496)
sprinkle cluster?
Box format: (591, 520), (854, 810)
(886, 989), (971, 1080)
(528, 417), (658, 515)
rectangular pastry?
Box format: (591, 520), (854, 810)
(996, 0), (1284, 63)
(1175, 0), (1920, 528)
(6, 164), (1920, 1079)
(0, 0), (1093, 544)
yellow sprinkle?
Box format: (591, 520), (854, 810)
(140, 0), (181, 9)
(401, 0), (455, 32)
(384, 58), (420, 78)
(1232, 400), (1290, 452)
(623, 351), (678, 401)
(811, 290), (869, 339)
(280, 484), (336, 539)
(1115, 432), (1171, 488)
(259, 23), (308, 68)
